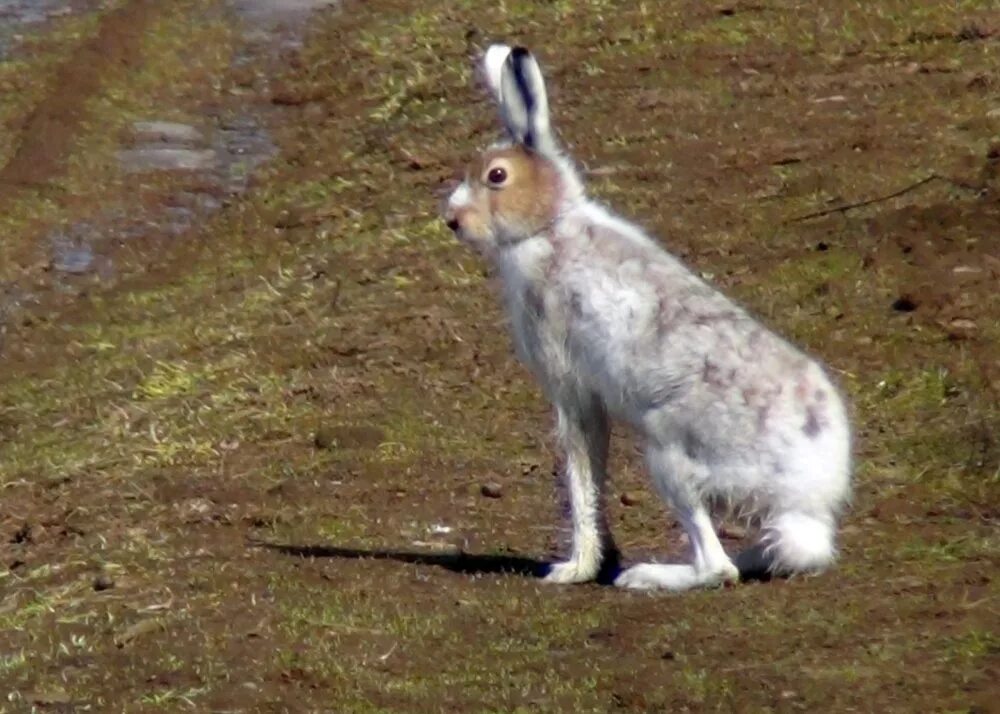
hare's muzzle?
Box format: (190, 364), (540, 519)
(443, 181), (472, 233)
(443, 204), (460, 233)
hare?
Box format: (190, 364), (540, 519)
(443, 45), (851, 591)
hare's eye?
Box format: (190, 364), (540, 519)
(487, 166), (508, 185)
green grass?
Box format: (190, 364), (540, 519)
(0, 0), (997, 710)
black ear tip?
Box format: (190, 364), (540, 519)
(510, 46), (532, 61)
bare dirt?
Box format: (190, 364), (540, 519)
(0, 0), (998, 712)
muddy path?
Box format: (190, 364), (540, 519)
(0, 1), (156, 189)
(1, 0), (998, 711)
(0, 0), (335, 348)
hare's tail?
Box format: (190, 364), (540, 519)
(735, 511), (837, 579)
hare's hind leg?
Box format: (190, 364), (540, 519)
(543, 397), (614, 584)
(615, 444), (739, 591)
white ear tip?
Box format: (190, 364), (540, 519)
(483, 44), (512, 87)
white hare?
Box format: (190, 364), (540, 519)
(443, 45), (851, 591)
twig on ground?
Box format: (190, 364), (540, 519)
(786, 173), (942, 223)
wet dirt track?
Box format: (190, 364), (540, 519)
(0, 1), (998, 711)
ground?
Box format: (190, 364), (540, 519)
(0, 0), (998, 711)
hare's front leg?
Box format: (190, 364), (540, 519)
(544, 398), (614, 584)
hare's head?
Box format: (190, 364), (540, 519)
(444, 45), (583, 257)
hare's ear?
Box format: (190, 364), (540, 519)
(482, 44), (511, 104)
(501, 47), (556, 155)
(483, 45), (557, 156)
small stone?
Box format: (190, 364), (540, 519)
(620, 491), (642, 507)
(93, 573), (115, 591)
(891, 296), (917, 312)
(481, 483), (503, 499)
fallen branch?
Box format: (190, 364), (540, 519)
(785, 174), (941, 223)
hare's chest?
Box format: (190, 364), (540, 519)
(503, 278), (548, 368)
(500, 279), (570, 380)
(497, 238), (575, 376)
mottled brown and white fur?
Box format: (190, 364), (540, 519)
(443, 45), (851, 590)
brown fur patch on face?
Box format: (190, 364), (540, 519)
(473, 146), (561, 240)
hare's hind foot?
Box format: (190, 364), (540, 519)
(614, 561), (739, 591)
(616, 444), (740, 591)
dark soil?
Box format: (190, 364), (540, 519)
(0, 0), (997, 711)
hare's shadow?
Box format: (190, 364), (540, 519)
(252, 540), (623, 585)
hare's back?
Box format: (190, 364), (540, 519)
(552, 228), (828, 418)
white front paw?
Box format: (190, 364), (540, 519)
(543, 558), (599, 584)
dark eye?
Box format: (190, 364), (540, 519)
(487, 166), (508, 185)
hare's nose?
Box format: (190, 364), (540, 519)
(443, 182), (470, 232)
(443, 201), (463, 232)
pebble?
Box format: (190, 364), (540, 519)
(620, 491), (642, 506)
(481, 482), (503, 499)
(891, 296), (917, 312)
